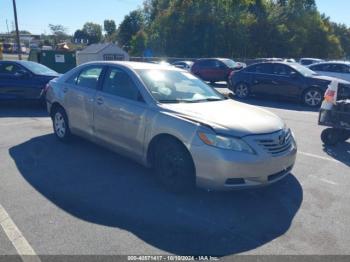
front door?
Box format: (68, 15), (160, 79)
(93, 66), (148, 158)
(270, 64), (301, 98)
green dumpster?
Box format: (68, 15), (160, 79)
(29, 49), (76, 73)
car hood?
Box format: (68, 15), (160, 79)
(160, 99), (285, 137)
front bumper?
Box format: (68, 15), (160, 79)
(190, 136), (297, 191)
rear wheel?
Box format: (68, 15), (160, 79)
(52, 107), (71, 142)
(154, 138), (195, 193)
(321, 128), (341, 146)
(235, 83), (250, 99)
(303, 88), (322, 107)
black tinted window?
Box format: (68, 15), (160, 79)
(256, 64), (271, 74)
(102, 68), (140, 101)
(76, 66), (103, 89)
(0, 63), (21, 75)
(331, 64), (350, 73)
(272, 64), (293, 76)
(309, 64), (325, 71)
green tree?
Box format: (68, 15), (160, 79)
(48, 24), (69, 45)
(104, 20), (117, 36)
(118, 10), (145, 48)
(82, 22), (103, 44)
(130, 30), (148, 56)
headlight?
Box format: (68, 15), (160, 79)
(198, 132), (255, 154)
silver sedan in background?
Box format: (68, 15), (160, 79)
(46, 62), (297, 192)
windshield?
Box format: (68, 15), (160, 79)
(136, 69), (225, 103)
(221, 59), (236, 68)
(289, 63), (317, 77)
(20, 61), (58, 76)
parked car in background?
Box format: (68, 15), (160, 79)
(299, 58), (324, 66)
(284, 58), (296, 63)
(0, 60), (59, 101)
(250, 58), (283, 65)
(46, 61), (297, 192)
(229, 61), (350, 107)
(191, 58), (240, 84)
(172, 60), (194, 71)
(308, 61), (350, 82)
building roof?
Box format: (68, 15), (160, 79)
(79, 43), (124, 54)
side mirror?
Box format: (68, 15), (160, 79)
(14, 70), (30, 78)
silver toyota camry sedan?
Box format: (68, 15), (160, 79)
(46, 61), (297, 192)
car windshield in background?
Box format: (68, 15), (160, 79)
(289, 63), (317, 77)
(221, 59), (236, 68)
(20, 61), (58, 76)
(136, 69), (225, 103)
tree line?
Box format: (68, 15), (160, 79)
(67, 0), (350, 59)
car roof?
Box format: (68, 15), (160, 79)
(312, 61), (350, 65)
(80, 61), (183, 71)
(300, 58), (324, 61)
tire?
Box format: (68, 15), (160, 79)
(52, 107), (71, 142)
(234, 83), (250, 99)
(321, 128), (340, 146)
(303, 88), (323, 107)
(154, 138), (195, 193)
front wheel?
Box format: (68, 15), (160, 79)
(154, 138), (195, 193)
(234, 83), (250, 99)
(52, 107), (71, 142)
(303, 88), (323, 107)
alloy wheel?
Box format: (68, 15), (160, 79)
(54, 112), (66, 138)
(235, 84), (249, 98)
(304, 90), (322, 106)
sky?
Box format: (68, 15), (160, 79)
(0, 0), (349, 35)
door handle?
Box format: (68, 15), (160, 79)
(96, 97), (104, 105)
(272, 80), (278, 85)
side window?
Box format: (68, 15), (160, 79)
(102, 68), (140, 101)
(200, 60), (211, 68)
(272, 64), (293, 76)
(65, 71), (80, 85)
(255, 64), (271, 74)
(332, 64), (349, 73)
(310, 64), (324, 71)
(0, 63), (21, 75)
(76, 66), (103, 89)
(246, 65), (256, 73)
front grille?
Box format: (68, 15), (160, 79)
(255, 129), (293, 157)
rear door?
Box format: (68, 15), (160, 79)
(93, 66), (148, 159)
(249, 64), (274, 95)
(64, 65), (105, 137)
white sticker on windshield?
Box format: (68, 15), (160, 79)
(181, 72), (197, 80)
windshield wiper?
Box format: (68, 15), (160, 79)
(189, 98), (224, 103)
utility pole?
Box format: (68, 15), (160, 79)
(6, 19), (10, 34)
(12, 0), (22, 60)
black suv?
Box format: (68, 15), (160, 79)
(229, 62), (350, 107)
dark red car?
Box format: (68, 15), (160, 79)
(191, 58), (243, 84)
